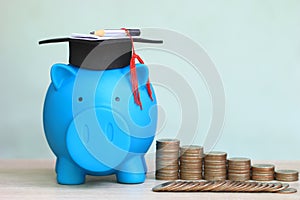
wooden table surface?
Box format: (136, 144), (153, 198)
(0, 160), (299, 200)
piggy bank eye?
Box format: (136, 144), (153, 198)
(78, 97), (83, 102)
(115, 97), (120, 102)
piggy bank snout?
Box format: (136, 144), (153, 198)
(66, 107), (131, 172)
(69, 107), (130, 148)
(76, 122), (114, 144)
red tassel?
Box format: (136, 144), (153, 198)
(122, 28), (153, 110)
(146, 79), (153, 101)
(130, 54), (142, 110)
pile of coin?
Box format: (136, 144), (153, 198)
(152, 180), (297, 193)
(179, 145), (203, 180)
(204, 151), (227, 181)
(275, 170), (299, 182)
(251, 164), (275, 181)
(227, 157), (251, 181)
(155, 139), (180, 180)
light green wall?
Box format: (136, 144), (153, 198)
(0, 0), (299, 159)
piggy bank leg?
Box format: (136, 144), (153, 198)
(116, 155), (147, 184)
(55, 157), (85, 185)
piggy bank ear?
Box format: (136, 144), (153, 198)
(122, 64), (149, 86)
(50, 64), (76, 90)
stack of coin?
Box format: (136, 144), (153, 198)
(155, 139), (180, 180)
(227, 157), (251, 181)
(204, 151), (227, 181)
(251, 164), (275, 181)
(275, 170), (299, 182)
(179, 145), (203, 180)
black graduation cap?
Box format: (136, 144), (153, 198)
(39, 33), (163, 70)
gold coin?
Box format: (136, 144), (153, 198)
(204, 166), (227, 170)
(205, 151), (227, 159)
(156, 162), (178, 166)
(157, 138), (180, 143)
(275, 169), (298, 174)
(180, 176), (202, 180)
(180, 170), (202, 174)
(228, 169), (251, 174)
(204, 171), (227, 175)
(228, 157), (250, 162)
(155, 176), (178, 180)
(205, 151), (227, 156)
(156, 171), (178, 175)
(252, 176), (274, 181)
(180, 167), (202, 171)
(228, 177), (250, 181)
(181, 157), (202, 161)
(180, 146), (203, 154)
(228, 167), (251, 171)
(252, 164), (275, 171)
(180, 171), (202, 175)
(204, 160), (227, 164)
(180, 165), (202, 169)
(180, 155), (202, 159)
(180, 174), (203, 177)
(204, 176), (226, 181)
(277, 187), (297, 194)
(152, 181), (179, 192)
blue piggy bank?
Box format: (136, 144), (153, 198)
(43, 63), (157, 185)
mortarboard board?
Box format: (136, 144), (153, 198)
(39, 33), (163, 70)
